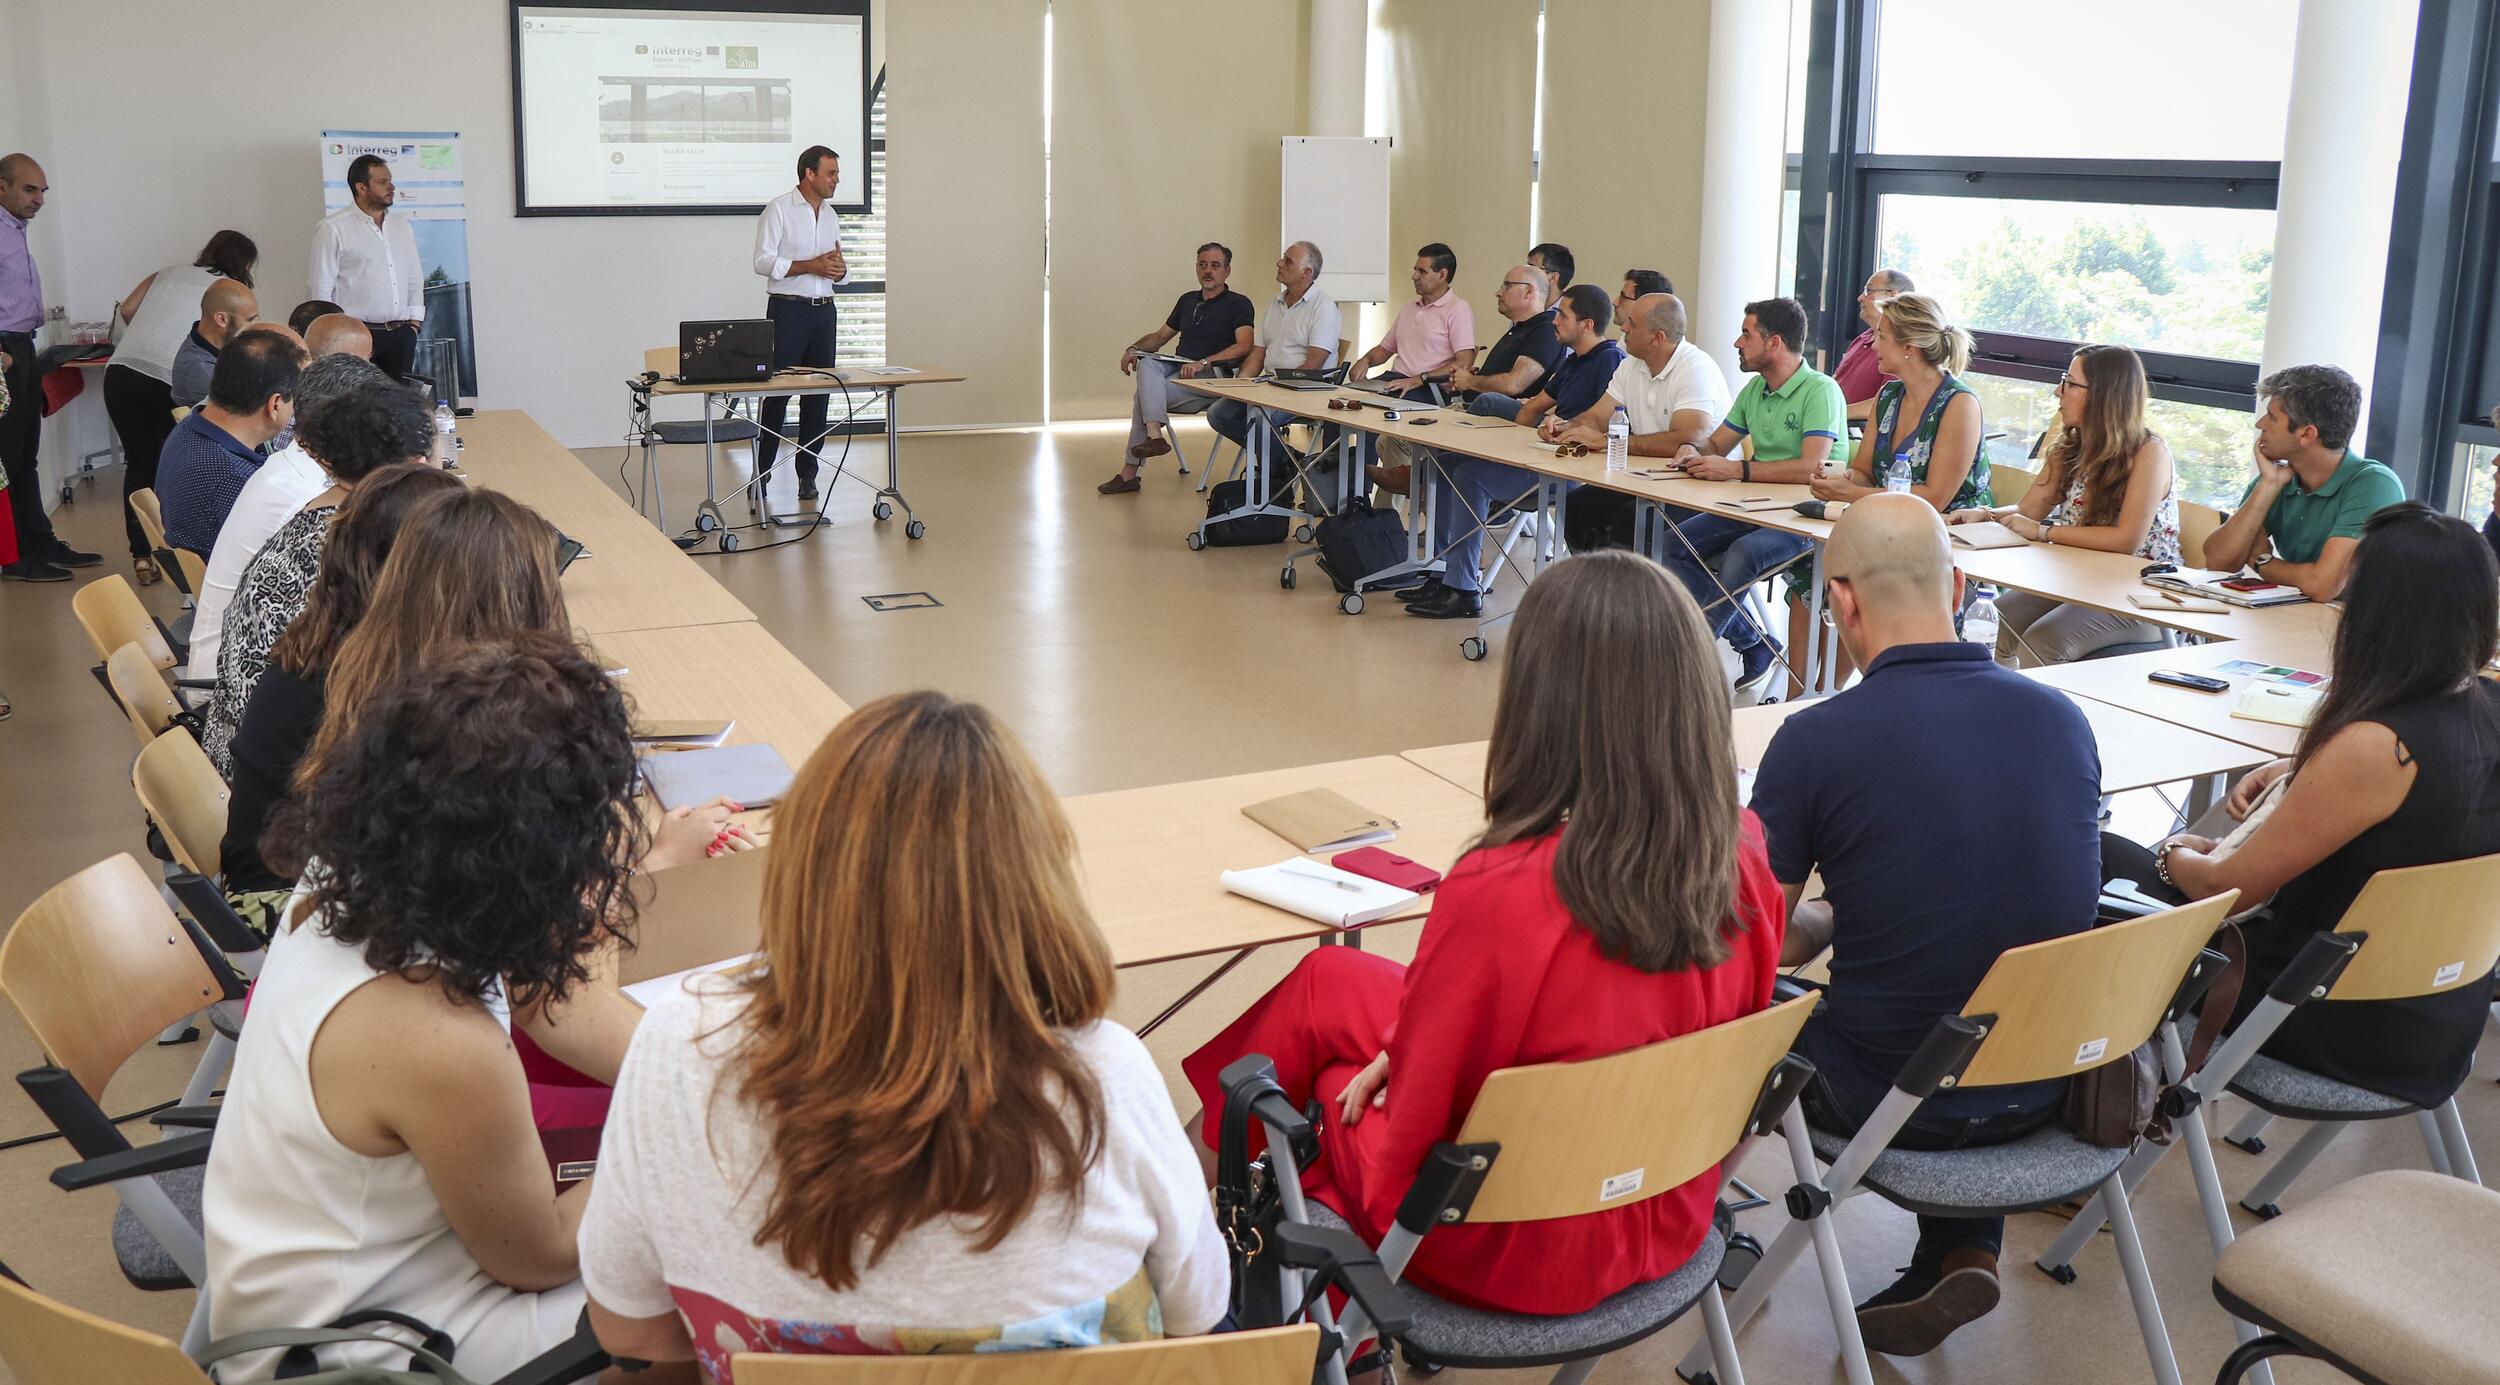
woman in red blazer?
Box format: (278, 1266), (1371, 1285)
(1185, 550), (1787, 1317)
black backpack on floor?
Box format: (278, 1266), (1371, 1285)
(1202, 479), (1290, 546)
(1312, 499), (1410, 593)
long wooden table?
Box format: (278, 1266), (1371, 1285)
(457, 411), (756, 635)
(590, 622), (852, 771)
(1404, 684), (2270, 802)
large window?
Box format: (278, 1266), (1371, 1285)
(1792, 0), (2290, 512)
(830, 67), (888, 430)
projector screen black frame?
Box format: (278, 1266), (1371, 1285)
(509, 0), (872, 218)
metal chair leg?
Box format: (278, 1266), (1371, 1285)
(2101, 1170), (2185, 1385)
(2418, 1109), (2456, 1177)
(2216, 1335), (2307, 1385)
(2434, 1099), (2481, 1183)
(1546, 1356), (1600, 1385)
(2239, 1120), (2347, 1214)
(2224, 1105), (2276, 1152)
(1697, 1284), (1747, 1385)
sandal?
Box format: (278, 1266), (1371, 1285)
(0, 690), (12, 722)
(133, 555), (161, 587)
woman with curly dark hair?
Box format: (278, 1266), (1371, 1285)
(202, 633), (650, 1381)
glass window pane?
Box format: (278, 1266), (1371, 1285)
(1877, 194), (2274, 363)
(1960, 372), (2255, 512)
(1873, 0), (2298, 161)
(2460, 442), (2497, 527)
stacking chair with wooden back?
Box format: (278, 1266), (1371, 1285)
(105, 642), (190, 749)
(732, 1326), (1323, 1385)
(128, 485), (196, 598)
(2180, 499), (2225, 569)
(2213, 853), (2500, 1216)
(131, 727), (264, 997)
(71, 574), (178, 685)
(0, 1254), (616, 1385)
(1238, 992), (1818, 1385)
(1690, 894), (2241, 1385)
(0, 855), (231, 1318)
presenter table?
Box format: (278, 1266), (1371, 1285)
(635, 349), (965, 543)
(456, 410), (757, 635)
(1403, 690), (2271, 800)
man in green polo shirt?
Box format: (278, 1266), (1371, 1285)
(1658, 295), (1848, 694)
(2205, 363), (2406, 601)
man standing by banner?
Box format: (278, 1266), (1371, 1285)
(751, 144), (846, 501)
(310, 154), (424, 377)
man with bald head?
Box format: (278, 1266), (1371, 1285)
(1556, 291), (1731, 551)
(304, 313), (373, 361)
(0, 151), (80, 581)
(171, 277), (261, 406)
(1748, 493), (2101, 1357)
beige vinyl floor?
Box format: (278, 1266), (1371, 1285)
(0, 419), (2484, 1383)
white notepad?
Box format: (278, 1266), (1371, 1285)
(1220, 858), (1422, 929)
(620, 952), (758, 1009)
(2233, 681), (2324, 728)
(1947, 521), (2030, 550)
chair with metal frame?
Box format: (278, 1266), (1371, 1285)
(0, 1241), (616, 1385)
(72, 574), (181, 686)
(131, 726), (267, 992)
(730, 1325), (1324, 1384)
(2205, 1167), (2500, 1385)
(2210, 853), (2500, 1216)
(106, 642), (194, 749)
(1231, 991), (1819, 1385)
(1685, 893), (2242, 1385)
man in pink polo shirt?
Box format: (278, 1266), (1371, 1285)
(1833, 267), (1911, 422)
(1348, 243), (1479, 391)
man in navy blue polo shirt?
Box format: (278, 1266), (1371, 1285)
(1402, 284), (1625, 620)
(156, 325), (305, 556)
(1749, 493), (2101, 1357)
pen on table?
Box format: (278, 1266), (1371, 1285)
(1281, 866), (1367, 893)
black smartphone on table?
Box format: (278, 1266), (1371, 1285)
(2148, 669), (2230, 694)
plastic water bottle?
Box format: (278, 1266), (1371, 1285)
(1884, 451), (1913, 494)
(1605, 406), (1630, 474)
(432, 403), (458, 469)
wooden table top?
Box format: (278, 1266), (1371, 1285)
(455, 411), (757, 635)
(1067, 754), (1489, 968)
(2020, 635), (2340, 756)
(591, 622), (851, 771)
(1957, 543), (2341, 644)
(641, 348), (966, 396)
(1405, 687), (2271, 800)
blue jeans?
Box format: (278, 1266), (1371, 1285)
(1796, 1015), (2059, 1270)
(1468, 391), (1523, 421)
(1656, 509), (1814, 651)
(1431, 457), (1552, 594)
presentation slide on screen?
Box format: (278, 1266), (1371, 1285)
(517, 5), (865, 213)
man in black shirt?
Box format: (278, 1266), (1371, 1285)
(1102, 242), (1255, 494)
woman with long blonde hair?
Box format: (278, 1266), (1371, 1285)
(580, 692), (1226, 1380)
(1963, 343), (2182, 665)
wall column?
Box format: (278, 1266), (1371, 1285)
(1691, 0), (1783, 383)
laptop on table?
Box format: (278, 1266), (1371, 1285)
(677, 319), (777, 385)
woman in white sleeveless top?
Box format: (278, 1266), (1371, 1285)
(203, 632), (653, 1381)
(104, 230), (256, 581)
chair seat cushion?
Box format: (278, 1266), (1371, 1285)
(1809, 1121), (2129, 1217)
(652, 419), (761, 445)
(2227, 1054), (2416, 1121)
(2213, 1168), (2500, 1383)
(112, 1165), (203, 1292)
(1304, 1201), (1725, 1369)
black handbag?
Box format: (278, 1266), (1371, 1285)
(1312, 500), (1410, 594)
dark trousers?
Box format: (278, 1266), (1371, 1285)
(1796, 1016), (2058, 1272)
(367, 321), (419, 380)
(760, 295), (839, 485)
(0, 331), (58, 560)
(103, 364), (177, 558)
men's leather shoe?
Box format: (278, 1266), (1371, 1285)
(1130, 437), (1173, 460)
(1855, 1248), (2001, 1357)
(1096, 474), (1141, 495)
(1404, 584), (1482, 620)
(796, 480), (820, 501)
(1393, 577), (1447, 604)
(44, 543), (101, 568)
(1, 560), (72, 583)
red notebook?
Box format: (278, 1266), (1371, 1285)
(1331, 847), (1443, 893)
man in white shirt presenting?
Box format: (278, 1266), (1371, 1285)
(751, 144), (849, 502)
(1553, 292), (1731, 551)
(309, 155), (425, 378)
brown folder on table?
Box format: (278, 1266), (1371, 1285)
(619, 845), (767, 986)
(1242, 787), (1397, 852)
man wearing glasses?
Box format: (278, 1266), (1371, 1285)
(1371, 263), (1563, 503)
(1836, 267), (1913, 422)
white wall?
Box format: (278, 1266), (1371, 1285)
(3, 0), (887, 449)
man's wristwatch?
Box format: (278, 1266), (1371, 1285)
(2251, 550), (2275, 572)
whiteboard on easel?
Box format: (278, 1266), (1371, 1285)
(1282, 136), (1391, 304)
